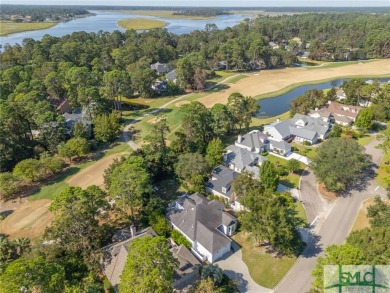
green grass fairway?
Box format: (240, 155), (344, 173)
(227, 74), (249, 84)
(0, 22), (57, 36)
(117, 18), (167, 30)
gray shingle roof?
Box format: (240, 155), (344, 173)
(168, 193), (236, 254)
(150, 62), (169, 74)
(171, 244), (200, 290)
(292, 113), (330, 136)
(225, 145), (267, 170)
(166, 69), (177, 81)
(206, 165), (240, 199)
(238, 130), (268, 151)
(268, 139), (292, 152)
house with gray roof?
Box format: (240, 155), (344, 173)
(224, 145), (267, 175)
(151, 62), (170, 74)
(235, 130), (269, 154)
(62, 109), (92, 137)
(168, 193), (237, 263)
(206, 165), (239, 202)
(166, 69), (177, 83)
(102, 226), (200, 292)
(264, 114), (330, 145)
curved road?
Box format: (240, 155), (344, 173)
(274, 137), (387, 293)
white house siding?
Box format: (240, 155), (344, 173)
(205, 187), (230, 202)
(212, 243), (231, 262)
(264, 127), (284, 141)
(195, 241), (214, 263)
(234, 142), (253, 152)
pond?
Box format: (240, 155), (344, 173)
(0, 10), (249, 47)
(257, 77), (390, 118)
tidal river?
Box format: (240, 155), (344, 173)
(0, 10), (249, 47)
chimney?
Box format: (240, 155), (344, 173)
(237, 135), (242, 143)
(130, 225), (137, 238)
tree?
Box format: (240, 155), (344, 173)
(180, 101), (214, 152)
(210, 103), (232, 136)
(45, 186), (109, 271)
(206, 138), (224, 168)
(312, 244), (365, 291)
(329, 123), (342, 138)
(13, 158), (48, 182)
(366, 196), (390, 227)
(326, 87), (337, 101)
(0, 172), (21, 199)
(191, 278), (222, 293)
(355, 107), (374, 130)
(260, 161), (279, 191)
(311, 138), (371, 192)
(201, 264), (224, 285)
(119, 236), (177, 293)
(71, 121), (89, 138)
(109, 156), (152, 224)
(101, 69), (132, 110)
(193, 67), (207, 91)
(377, 123), (390, 154)
(227, 92), (260, 132)
(290, 89), (326, 115)
(286, 159), (301, 174)
(0, 256), (65, 293)
(93, 112), (121, 143)
(40, 155), (65, 175)
(175, 153), (209, 184)
(58, 137), (89, 163)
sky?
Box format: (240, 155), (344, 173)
(1, 0), (389, 6)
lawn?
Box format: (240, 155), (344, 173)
(104, 142), (132, 156)
(291, 143), (317, 159)
(306, 60), (375, 70)
(294, 201), (308, 224)
(232, 232), (297, 288)
(227, 74), (249, 84)
(250, 112), (291, 127)
(0, 21), (58, 35)
(117, 18), (167, 30)
(375, 152), (390, 188)
(357, 135), (374, 146)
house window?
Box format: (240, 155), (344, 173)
(222, 187), (227, 194)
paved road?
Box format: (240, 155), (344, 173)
(274, 137), (387, 293)
(122, 74), (241, 150)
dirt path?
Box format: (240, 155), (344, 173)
(197, 59), (390, 107)
(0, 199), (52, 240)
(65, 153), (128, 189)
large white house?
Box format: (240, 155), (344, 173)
(168, 193), (237, 263)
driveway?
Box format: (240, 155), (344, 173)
(274, 138), (387, 293)
(215, 242), (271, 293)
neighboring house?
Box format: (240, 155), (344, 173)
(47, 97), (72, 114)
(264, 114), (330, 145)
(214, 61), (227, 70)
(166, 69), (177, 83)
(62, 108), (92, 136)
(171, 240), (201, 292)
(224, 145), (267, 175)
(336, 88), (347, 100)
(102, 226), (200, 292)
(268, 138), (292, 155)
(309, 101), (362, 126)
(152, 80), (167, 95)
(151, 62), (170, 74)
(168, 193), (237, 263)
(206, 165), (240, 202)
(102, 226), (157, 292)
(235, 130), (269, 154)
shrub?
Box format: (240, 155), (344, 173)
(171, 229), (191, 249)
(41, 156), (66, 175)
(303, 141), (312, 146)
(0, 173), (22, 200)
(276, 165), (288, 176)
(13, 159), (48, 182)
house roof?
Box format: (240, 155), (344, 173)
(266, 119), (292, 139)
(292, 114), (330, 136)
(237, 130), (268, 151)
(308, 108), (332, 119)
(268, 138), (292, 152)
(171, 243), (201, 290)
(225, 145), (267, 170)
(326, 101), (361, 119)
(102, 227), (157, 290)
(206, 165), (240, 199)
(150, 62), (169, 74)
(166, 69), (177, 81)
(63, 112), (92, 126)
(168, 193), (236, 254)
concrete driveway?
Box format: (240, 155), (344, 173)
(215, 242), (271, 293)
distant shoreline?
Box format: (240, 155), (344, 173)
(117, 18), (167, 30)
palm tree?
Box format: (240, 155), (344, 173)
(13, 237), (31, 256)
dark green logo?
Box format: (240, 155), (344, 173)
(324, 265), (390, 292)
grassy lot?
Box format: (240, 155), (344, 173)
(375, 152), (390, 188)
(294, 201), (308, 224)
(232, 232), (297, 289)
(305, 60), (376, 70)
(227, 74), (249, 84)
(117, 18), (167, 30)
(250, 112), (290, 127)
(357, 135), (374, 146)
(107, 9), (215, 20)
(0, 21), (57, 36)
(291, 143), (317, 159)
(264, 154), (305, 189)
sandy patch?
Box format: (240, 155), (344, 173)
(318, 182), (338, 200)
(352, 197), (389, 231)
(197, 59), (390, 108)
(175, 100), (190, 107)
(0, 199), (52, 239)
(66, 153), (128, 189)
